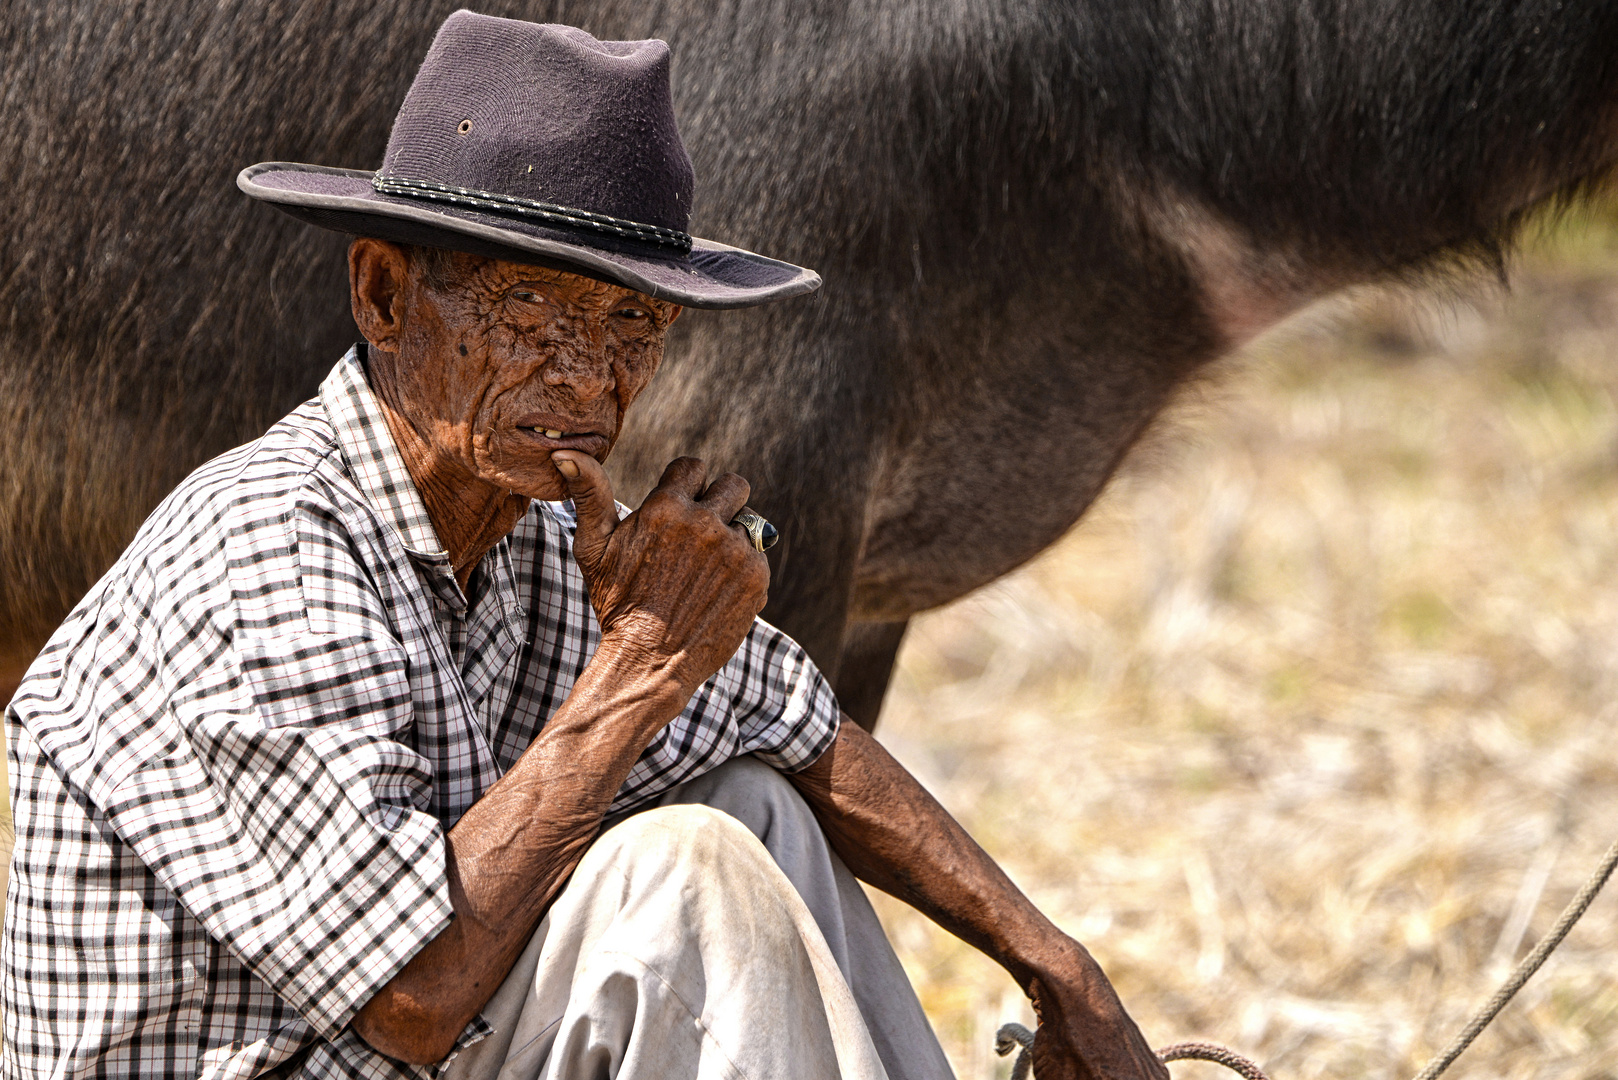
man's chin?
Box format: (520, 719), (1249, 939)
(480, 438), (610, 504)
(485, 464), (577, 504)
(510, 479), (571, 503)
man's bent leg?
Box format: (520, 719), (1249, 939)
(655, 756), (954, 1080)
(442, 804), (889, 1080)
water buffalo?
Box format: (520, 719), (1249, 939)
(3, 1), (1616, 723)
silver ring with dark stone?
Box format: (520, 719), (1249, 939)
(730, 509), (779, 552)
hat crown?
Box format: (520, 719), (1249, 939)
(380, 12), (694, 234)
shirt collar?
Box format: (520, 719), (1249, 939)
(319, 345), (453, 564)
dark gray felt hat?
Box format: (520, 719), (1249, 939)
(239, 10), (819, 309)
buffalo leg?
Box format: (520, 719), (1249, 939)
(833, 620), (910, 732)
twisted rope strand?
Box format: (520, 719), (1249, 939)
(995, 1025), (1272, 1080)
(1157, 1042), (1270, 1080)
(1410, 834), (1618, 1080)
(995, 1023), (1034, 1080)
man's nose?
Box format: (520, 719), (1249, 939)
(541, 345), (616, 400)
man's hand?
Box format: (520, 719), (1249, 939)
(553, 451), (768, 694)
(1027, 948), (1168, 1080)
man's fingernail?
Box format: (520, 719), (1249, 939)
(553, 456), (580, 479)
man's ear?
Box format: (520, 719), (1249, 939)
(349, 238), (412, 352)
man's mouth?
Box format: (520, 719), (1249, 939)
(515, 426), (611, 455)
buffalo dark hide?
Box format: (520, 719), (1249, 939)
(2, 1), (1615, 721)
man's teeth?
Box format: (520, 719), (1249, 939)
(544, 429), (564, 438)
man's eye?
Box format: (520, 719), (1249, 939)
(510, 288), (541, 304)
(614, 308), (648, 320)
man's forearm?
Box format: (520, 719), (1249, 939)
(789, 719), (1167, 1080)
(353, 635), (692, 1064)
(787, 719), (1077, 990)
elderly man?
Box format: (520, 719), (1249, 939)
(3, 12), (1164, 1080)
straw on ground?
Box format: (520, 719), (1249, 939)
(872, 200), (1618, 1080)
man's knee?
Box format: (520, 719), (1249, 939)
(712, 753), (803, 807)
(659, 754), (821, 846)
(590, 803), (783, 893)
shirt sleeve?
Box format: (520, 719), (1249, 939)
(723, 617), (842, 772)
(19, 579), (455, 1044)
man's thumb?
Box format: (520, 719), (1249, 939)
(553, 452), (618, 567)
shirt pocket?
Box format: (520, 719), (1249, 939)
(236, 633), (413, 737)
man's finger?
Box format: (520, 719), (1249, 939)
(695, 472), (750, 524)
(652, 456), (708, 500)
(552, 451), (619, 571)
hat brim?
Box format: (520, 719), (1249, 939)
(238, 163), (820, 310)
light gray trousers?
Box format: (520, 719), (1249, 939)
(440, 755), (954, 1080)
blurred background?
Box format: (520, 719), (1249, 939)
(2, 202), (1614, 1080)
(870, 196), (1618, 1080)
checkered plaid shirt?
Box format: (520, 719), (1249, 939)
(2, 347), (839, 1080)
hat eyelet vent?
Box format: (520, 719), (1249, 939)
(456, 119), (473, 135)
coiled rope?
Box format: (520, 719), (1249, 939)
(994, 834), (1618, 1080)
(995, 1025), (1271, 1080)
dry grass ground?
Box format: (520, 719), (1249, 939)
(871, 201), (1618, 1080)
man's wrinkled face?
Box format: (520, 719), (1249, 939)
(386, 249), (681, 501)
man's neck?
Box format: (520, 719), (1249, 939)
(366, 354), (530, 589)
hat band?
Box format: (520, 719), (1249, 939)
(371, 174), (694, 255)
